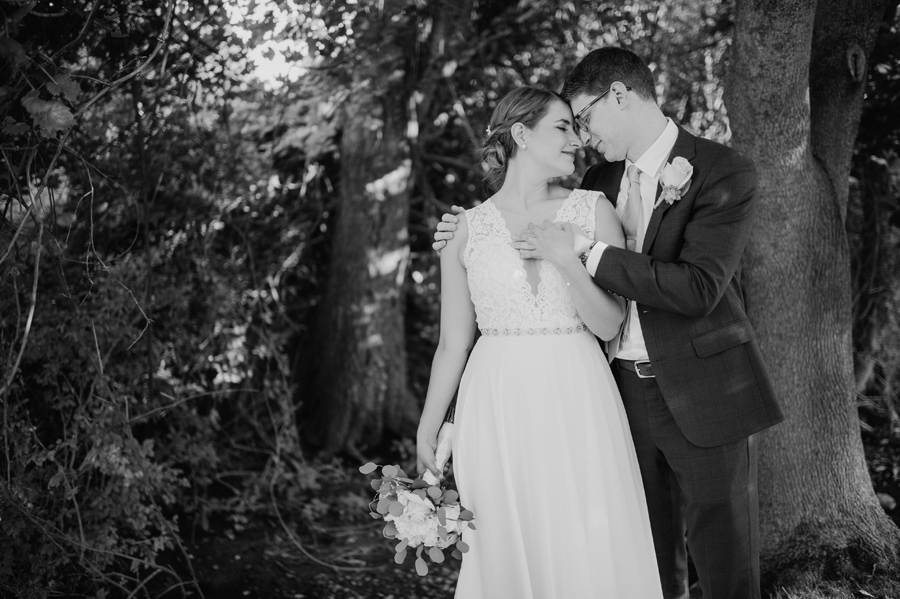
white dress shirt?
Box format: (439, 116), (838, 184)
(585, 118), (680, 361)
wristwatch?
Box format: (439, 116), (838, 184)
(579, 241), (599, 266)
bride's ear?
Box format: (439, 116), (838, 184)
(510, 122), (527, 150)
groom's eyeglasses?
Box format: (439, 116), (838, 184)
(573, 84), (632, 135)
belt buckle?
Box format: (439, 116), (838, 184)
(634, 360), (654, 378)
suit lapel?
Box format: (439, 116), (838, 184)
(641, 127), (697, 254)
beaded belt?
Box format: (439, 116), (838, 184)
(480, 323), (588, 336)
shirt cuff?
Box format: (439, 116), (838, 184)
(585, 241), (607, 276)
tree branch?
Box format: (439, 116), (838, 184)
(0, 221), (43, 401)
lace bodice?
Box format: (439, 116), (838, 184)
(463, 189), (599, 335)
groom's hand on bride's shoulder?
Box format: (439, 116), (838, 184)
(432, 205), (465, 252)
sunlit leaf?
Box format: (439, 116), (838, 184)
(427, 486), (441, 500)
(382, 522), (397, 538)
(456, 540), (469, 553)
(382, 464), (399, 478)
(22, 90), (75, 138)
(394, 548), (407, 564)
(460, 509), (474, 521)
(38, 104), (74, 138)
(21, 90), (45, 114)
(388, 501), (404, 517)
(395, 539), (407, 553)
(48, 470), (64, 489)
(437, 507), (446, 526)
(46, 74), (81, 103)
(442, 489), (459, 503)
(451, 548), (462, 560)
(359, 462), (378, 474)
(428, 547), (444, 563)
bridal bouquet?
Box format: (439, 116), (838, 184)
(359, 422), (474, 575)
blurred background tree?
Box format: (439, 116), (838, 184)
(1, 0), (898, 596)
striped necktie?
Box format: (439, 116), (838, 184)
(619, 164), (643, 347)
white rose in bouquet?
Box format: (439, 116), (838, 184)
(386, 490), (439, 548)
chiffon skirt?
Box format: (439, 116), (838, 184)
(452, 330), (663, 599)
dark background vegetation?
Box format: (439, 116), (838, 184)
(1, 1), (899, 597)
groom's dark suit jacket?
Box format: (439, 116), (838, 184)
(582, 127), (784, 448)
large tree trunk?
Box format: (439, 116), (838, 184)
(308, 88), (416, 454)
(727, 0), (900, 586)
(305, 0), (474, 455)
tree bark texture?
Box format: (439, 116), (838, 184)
(728, 0), (900, 585)
(306, 0), (475, 454)
(308, 88), (415, 454)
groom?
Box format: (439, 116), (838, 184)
(434, 48), (783, 599)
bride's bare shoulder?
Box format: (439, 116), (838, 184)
(550, 184), (573, 200)
(591, 194), (624, 247)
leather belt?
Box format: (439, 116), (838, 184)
(618, 359), (655, 378)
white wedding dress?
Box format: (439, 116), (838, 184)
(452, 189), (663, 599)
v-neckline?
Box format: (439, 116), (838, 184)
(484, 193), (575, 301)
(485, 194), (573, 243)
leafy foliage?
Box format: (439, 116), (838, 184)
(0, 0), (328, 595)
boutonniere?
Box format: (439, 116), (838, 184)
(654, 157), (693, 208)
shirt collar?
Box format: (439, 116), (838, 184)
(628, 118), (679, 178)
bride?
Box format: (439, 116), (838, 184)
(416, 86), (663, 598)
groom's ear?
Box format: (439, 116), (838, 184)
(610, 81), (630, 107)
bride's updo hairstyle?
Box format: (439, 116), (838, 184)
(479, 86), (565, 191)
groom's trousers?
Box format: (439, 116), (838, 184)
(614, 361), (760, 599)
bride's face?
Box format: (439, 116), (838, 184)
(519, 100), (583, 177)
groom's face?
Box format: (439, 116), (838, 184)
(570, 92), (627, 163)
